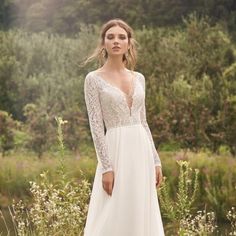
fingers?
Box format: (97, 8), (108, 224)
(156, 170), (163, 188)
(103, 181), (113, 196)
(108, 182), (113, 195)
(102, 174), (114, 196)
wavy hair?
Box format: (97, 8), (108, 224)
(82, 18), (138, 71)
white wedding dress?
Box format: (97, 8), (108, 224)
(83, 70), (165, 236)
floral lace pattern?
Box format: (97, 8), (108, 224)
(84, 71), (161, 174)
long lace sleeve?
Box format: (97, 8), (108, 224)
(139, 73), (162, 168)
(84, 72), (113, 174)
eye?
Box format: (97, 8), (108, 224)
(107, 35), (114, 39)
(120, 35), (126, 40)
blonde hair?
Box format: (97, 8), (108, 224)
(82, 18), (138, 71)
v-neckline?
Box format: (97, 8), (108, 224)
(93, 70), (137, 97)
(93, 70), (138, 116)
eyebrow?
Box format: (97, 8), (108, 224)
(106, 33), (127, 36)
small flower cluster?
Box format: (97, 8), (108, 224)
(178, 210), (217, 235)
(12, 171), (91, 236)
(227, 207), (236, 235)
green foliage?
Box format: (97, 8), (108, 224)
(136, 14), (236, 155)
(204, 163), (236, 221)
(2, 0), (236, 42)
(0, 116), (91, 235)
(0, 110), (15, 156)
(0, 27), (95, 118)
(158, 159), (235, 235)
(0, 31), (20, 119)
(158, 160), (199, 222)
(10, 172), (91, 236)
(55, 116), (68, 160)
(0, 151), (235, 234)
(0, 14), (235, 155)
(159, 140), (181, 152)
(23, 103), (54, 158)
(0, 0), (12, 29)
(0, 27), (97, 155)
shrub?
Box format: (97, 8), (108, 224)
(0, 110), (15, 156)
(158, 160), (199, 222)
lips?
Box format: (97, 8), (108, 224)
(112, 46), (121, 49)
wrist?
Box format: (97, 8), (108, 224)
(155, 164), (162, 169)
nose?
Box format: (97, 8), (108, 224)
(113, 38), (121, 47)
(114, 37), (119, 44)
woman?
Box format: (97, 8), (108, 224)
(83, 18), (165, 236)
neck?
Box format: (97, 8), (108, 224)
(102, 56), (126, 72)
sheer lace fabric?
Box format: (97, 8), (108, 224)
(84, 71), (162, 174)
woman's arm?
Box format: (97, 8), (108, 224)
(84, 72), (113, 174)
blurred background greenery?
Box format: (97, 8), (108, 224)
(0, 0), (236, 235)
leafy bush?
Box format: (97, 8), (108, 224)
(23, 103), (55, 158)
(158, 159), (235, 235)
(136, 14), (236, 155)
(0, 14), (235, 155)
(0, 110), (15, 156)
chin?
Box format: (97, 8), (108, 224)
(109, 53), (123, 57)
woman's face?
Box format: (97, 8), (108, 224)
(103, 26), (129, 57)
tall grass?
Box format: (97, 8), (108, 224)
(0, 118), (235, 234)
(1, 117), (91, 235)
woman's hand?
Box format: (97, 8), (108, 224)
(102, 171), (114, 196)
(155, 166), (163, 188)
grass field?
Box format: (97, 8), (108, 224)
(0, 148), (235, 235)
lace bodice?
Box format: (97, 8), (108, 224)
(84, 70), (162, 174)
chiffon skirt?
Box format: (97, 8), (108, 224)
(83, 123), (165, 236)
